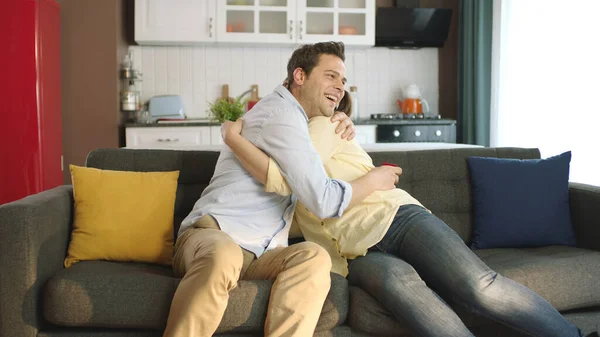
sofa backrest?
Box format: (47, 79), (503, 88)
(369, 147), (540, 243)
(86, 147), (540, 245)
(86, 149), (220, 236)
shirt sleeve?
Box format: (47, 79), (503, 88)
(257, 110), (351, 219)
(265, 117), (345, 197)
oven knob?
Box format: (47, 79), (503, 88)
(414, 130), (421, 137)
(435, 130), (442, 136)
(393, 130), (400, 137)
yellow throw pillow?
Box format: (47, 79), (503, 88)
(65, 165), (180, 268)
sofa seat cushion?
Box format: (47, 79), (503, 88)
(348, 247), (600, 336)
(43, 261), (348, 333)
(475, 246), (600, 311)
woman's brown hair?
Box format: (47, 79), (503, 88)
(336, 90), (352, 118)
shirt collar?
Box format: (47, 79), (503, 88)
(274, 84), (309, 123)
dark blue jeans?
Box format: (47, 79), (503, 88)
(348, 204), (583, 337)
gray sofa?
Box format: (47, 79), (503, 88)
(1, 147), (599, 337)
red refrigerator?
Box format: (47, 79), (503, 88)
(0, 0), (62, 204)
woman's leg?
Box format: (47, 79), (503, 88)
(348, 252), (474, 337)
(376, 204), (583, 337)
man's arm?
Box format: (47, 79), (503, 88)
(264, 156), (401, 210)
(226, 114), (400, 217)
(222, 116), (343, 187)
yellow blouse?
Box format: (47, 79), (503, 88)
(265, 116), (423, 276)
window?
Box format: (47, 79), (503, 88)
(491, 0), (600, 185)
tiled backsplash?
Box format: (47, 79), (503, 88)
(129, 45), (439, 119)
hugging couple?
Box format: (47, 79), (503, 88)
(162, 41), (595, 337)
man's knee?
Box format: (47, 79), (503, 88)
(288, 241), (332, 273)
(186, 233), (244, 281)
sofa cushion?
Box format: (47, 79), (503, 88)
(43, 261), (348, 333)
(467, 152), (576, 249)
(369, 147), (541, 245)
(348, 246), (600, 335)
(37, 328), (352, 337)
(475, 246), (600, 311)
(65, 165), (179, 267)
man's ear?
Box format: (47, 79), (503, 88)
(292, 68), (305, 86)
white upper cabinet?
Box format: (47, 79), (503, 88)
(297, 0), (374, 46)
(135, 0), (216, 45)
(217, 0), (297, 44)
(135, 0), (375, 46)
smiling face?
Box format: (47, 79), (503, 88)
(292, 54), (347, 118)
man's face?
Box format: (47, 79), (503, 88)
(299, 54), (347, 118)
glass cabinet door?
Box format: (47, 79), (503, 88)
(298, 0), (374, 46)
(217, 0), (297, 44)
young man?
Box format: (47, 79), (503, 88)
(163, 42), (402, 337)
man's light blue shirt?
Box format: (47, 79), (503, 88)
(179, 85), (353, 257)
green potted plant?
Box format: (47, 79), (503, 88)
(208, 96), (248, 123)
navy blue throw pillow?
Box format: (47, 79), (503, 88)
(467, 151), (576, 249)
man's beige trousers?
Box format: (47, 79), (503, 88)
(163, 215), (332, 337)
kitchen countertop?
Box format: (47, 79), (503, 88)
(123, 142), (481, 152)
(125, 120), (219, 127)
(125, 117), (456, 127)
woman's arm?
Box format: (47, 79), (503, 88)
(221, 118), (270, 185)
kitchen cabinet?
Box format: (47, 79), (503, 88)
(354, 125), (376, 145)
(125, 123), (376, 150)
(216, 0), (297, 44)
(135, 0), (375, 47)
(217, 0), (375, 46)
(210, 126), (225, 145)
(135, 0), (216, 44)
(296, 0), (375, 46)
(126, 126), (213, 148)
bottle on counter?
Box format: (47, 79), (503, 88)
(349, 86), (358, 121)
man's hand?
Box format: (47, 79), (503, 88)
(347, 165), (403, 208)
(366, 166), (403, 191)
(331, 112), (355, 140)
(221, 117), (243, 144)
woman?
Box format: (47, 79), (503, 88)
(222, 91), (594, 337)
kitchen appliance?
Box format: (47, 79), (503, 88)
(373, 119), (457, 143)
(375, 119), (456, 143)
(148, 95), (185, 121)
(375, 7), (452, 48)
(396, 84), (430, 117)
(1, 0), (62, 204)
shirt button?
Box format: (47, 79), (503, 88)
(321, 221), (325, 226)
(331, 237), (337, 241)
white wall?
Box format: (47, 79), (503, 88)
(128, 45), (439, 120)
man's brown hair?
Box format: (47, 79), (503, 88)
(285, 41), (345, 88)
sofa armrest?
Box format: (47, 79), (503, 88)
(569, 182), (600, 251)
(0, 186), (73, 337)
